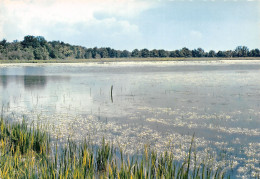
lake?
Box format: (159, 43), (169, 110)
(0, 60), (259, 178)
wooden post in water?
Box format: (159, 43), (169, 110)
(111, 85), (113, 103)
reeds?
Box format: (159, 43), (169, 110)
(0, 117), (234, 178)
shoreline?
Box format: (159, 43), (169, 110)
(1, 57), (260, 64)
(1, 58), (260, 68)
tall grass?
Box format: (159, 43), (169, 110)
(0, 117), (235, 178)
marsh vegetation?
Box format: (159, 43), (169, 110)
(0, 117), (232, 178)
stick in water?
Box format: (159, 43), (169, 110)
(111, 85), (113, 103)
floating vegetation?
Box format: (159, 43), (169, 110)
(0, 118), (236, 178)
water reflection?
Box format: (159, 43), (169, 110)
(0, 75), (8, 88)
(23, 67), (46, 90)
(0, 66), (70, 90)
(24, 76), (47, 89)
(0, 75), (70, 90)
(0, 68), (8, 88)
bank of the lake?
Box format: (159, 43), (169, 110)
(1, 57), (260, 64)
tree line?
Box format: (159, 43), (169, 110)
(0, 35), (259, 60)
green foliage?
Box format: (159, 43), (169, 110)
(0, 36), (259, 61)
(0, 118), (50, 156)
(0, 39), (7, 48)
(22, 35), (46, 48)
(208, 50), (216, 57)
(121, 50), (131, 58)
(131, 49), (140, 57)
(34, 47), (49, 60)
(7, 51), (22, 60)
(141, 48), (150, 58)
(84, 50), (92, 59)
(0, 53), (4, 60)
(0, 117), (240, 178)
(234, 46), (249, 57)
(169, 51), (177, 57)
(192, 48), (205, 57)
(151, 49), (159, 57)
(99, 48), (109, 58)
(181, 47), (192, 57)
(158, 49), (168, 57)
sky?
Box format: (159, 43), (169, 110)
(0, 0), (259, 51)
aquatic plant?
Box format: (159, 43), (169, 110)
(0, 117), (235, 178)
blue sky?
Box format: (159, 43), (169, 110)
(0, 0), (259, 51)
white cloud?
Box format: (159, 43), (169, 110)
(0, 0), (154, 41)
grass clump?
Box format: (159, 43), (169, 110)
(0, 117), (232, 178)
(0, 118), (50, 156)
(0, 118), (50, 178)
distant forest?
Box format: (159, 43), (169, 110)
(0, 35), (259, 60)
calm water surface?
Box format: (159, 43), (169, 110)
(0, 61), (259, 178)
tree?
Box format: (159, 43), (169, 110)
(249, 48), (260, 57)
(22, 35), (40, 48)
(0, 35), (258, 61)
(150, 49), (159, 57)
(61, 45), (73, 58)
(169, 51), (177, 57)
(234, 46), (249, 57)
(21, 50), (34, 60)
(121, 50), (131, 58)
(208, 50), (216, 57)
(94, 53), (101, 59)
(99, 48), (109, 58)
(36, 36), (47, 47)
(7, 51), (22, 60)
(180, 47), (192, 57)
(0, 39), (7, 48)
(141, 49), (150, 58)
(85, 50), (93, 59)
(158, 49), (168, 57)
(109, 49), (118, 58)
(92, 47), (98, 58)
(216, 51), (225, 57)
(174, 50), (184, 57)
(8, 41), (22, 51)
(34, 47), (49, 60)
(192, 48), (205, 57)
(224, 50), (233, 58)
(0, 39), (8, 55)
(76, 49), (84, 59)
(0, 52), (5, 60)
(131, 49), (140, 57)
(49, 49), (59, 59)
(254, 49), (260, 57)
(114, 50), (121, 58)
